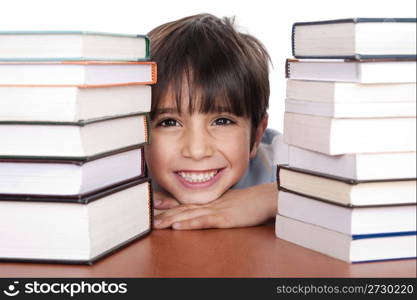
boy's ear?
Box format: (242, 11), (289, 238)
(250, 114), (268, 158)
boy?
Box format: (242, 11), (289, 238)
(146, 14), (286, 230)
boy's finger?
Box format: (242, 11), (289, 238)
(172, 214), (227, 230)
(153, 197), (180, 209)
(154, 204), (192, 220)
(154, 208), (212, 229)
(154, 202), (204, 220)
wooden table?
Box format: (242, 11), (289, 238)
(1, 223), (415, 278)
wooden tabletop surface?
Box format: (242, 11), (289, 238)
(1, 222), (415, 278)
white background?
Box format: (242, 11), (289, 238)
(2, 0), (416, 131)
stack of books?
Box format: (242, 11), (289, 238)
(275, 18), (417, 263)
(0, 31), (156, 264)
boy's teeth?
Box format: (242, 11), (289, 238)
(178, 170), (218, 183)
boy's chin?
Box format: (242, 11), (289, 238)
(175, 191), (221, 205)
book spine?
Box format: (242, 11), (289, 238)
(278, 165), (417, 184)
(285, 59), (290, 78)
(152, 62), (157, 84)
(148, 180), (154, 229)
(355, 18), (417, 23)
(291, 24), (296, 57)
(294, 54), (417, 60)
(0, 111), (148, 126)
(144, 35), (151, 60)
(276, 164), (282, 188)
(352, 231), (417, 240)
(0, 177), (150, 204)
(292, 18), (416, 27)
(0, 143), (147, 163)
(293, 18), (355, 27)
(144, 114), (150, 143)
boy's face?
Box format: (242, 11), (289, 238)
(146, 93), (260, 205)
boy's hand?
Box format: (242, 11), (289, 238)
(153, 183), (277, 230)
(153, 190), (180, 210)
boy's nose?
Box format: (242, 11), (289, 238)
(181, 127), (214, 160)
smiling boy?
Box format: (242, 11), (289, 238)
(146, 14), (286, 229)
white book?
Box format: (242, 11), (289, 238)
(286, 59), (416, 83)
(285, 99), (416, 118)
(0, 178), (152, 264)
(0, 31), (149, 61)
(0, 61), (156, 87)
(286, 80), (416, 103)
(275, 214), (416, 263)
(278, 191), (416, 235)
(292, 18), (416, 59)
(284, 112), (416, 155)
(278, 165), (416, 206)
(0, 113), (148, 157)
(288, 145), (416, 181)
(0, 85), (151, 122)
(0, 146), (144, 196)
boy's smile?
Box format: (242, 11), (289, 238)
(175, 168), (223, 186)
(146, 98), (258, 204)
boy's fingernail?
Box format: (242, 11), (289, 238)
(172, 222), (181, 229)
(154, 199), (162, 206)
(154, 219), (162, 226)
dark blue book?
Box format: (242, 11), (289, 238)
(292, 18), (416, 59)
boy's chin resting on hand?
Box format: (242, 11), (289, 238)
(152, 183), (277, 230)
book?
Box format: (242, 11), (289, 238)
(278, 190), (416, 236)
(0, 145), (145, 196)
(285, 59), (416, 83)
(292, 18), (416, 59)
(288, 145), (416, 181)
(0, 31), (149, 61)
(277, 165), (416, 206)
(283, 112), (416, 155)
(0, 112), (149, 157)
(286, 80), (416, 103)
(0, 61), (157, 87)
(275, 214), (416, 263)
(0, 85), (151, 122)
(285, 99), (416, 118)
(0, 178), (152, 264)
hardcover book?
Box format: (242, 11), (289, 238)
(285, 98), (416, 118)
(0, 85), (151, 122)
(0, 61), (157, 87)
(275, 214), (416, 263)
(285, 58), (416, 83)
(0, 31), (150, 61)
(286, 80), (416, 103)
(0, 178), (153, 264)
(278, 190), (416, 236)
(287, 145), (416, 181)
(292, 18), (417, 59)
(283, 112), (416, 155)
(277, 165), (416, 207)
(0, 145), (146, 196)
(0, 112), (150, 157)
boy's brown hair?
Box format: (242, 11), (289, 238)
(148, 13), (271, 147)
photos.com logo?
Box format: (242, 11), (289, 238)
(3, 281), (127, 297)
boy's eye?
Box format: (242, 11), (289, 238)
(212, 117), (235, 126)
(157, 118), (181, 127)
